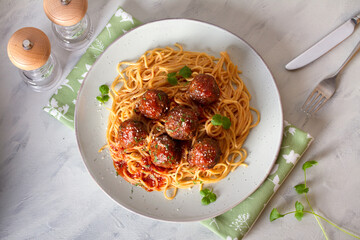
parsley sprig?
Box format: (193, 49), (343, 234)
(167, 66), (192, 85)
(270, 160), (360, 239)
(200, 188), (217, 205)
(211, 114), (231, 129)
(96, 84), (110, 104)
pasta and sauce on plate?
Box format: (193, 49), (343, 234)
(103, 44), (260, 200)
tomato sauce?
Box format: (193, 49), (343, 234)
(113, 156), (168, 192)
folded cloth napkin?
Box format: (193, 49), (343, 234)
(44, 7), (142, 128)
(43, 7), (313, 239)
(201, 121), (313, 239)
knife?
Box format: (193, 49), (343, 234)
(286, 13), (360, 70)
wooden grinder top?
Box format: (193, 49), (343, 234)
(43, 0), (88, 27)
(7, 27), (51, 71)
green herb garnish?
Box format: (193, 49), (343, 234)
(269, 208), (284, 222)
(167, 72), (178, 85)
(99, 84), (109, 95)
(167, 66), (192, 85)
(270, 160), (360, 239)
(96, 84), (110, 104)
(211, 114), (231, 129)
(200, 188), (217, 205)
(179, 65), (192, 78)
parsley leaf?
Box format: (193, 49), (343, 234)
(167, 66), (192, 85)
(167, 72), (178, 85)
(294, 183), (309, 195)
(211, 114), (231, 129)
(295, 201), (304, 212)
(211, 114), (223, 126)
(270, 208), (284, 222)
(99, 84), (109, 95)
(295, 201), (304, 221)
(295, 212), (304, 221)
(102, 95), (109, 102)
(202, 197), (210, 205)
(200, 188), (211, 196)
(222, 116), (231, 129)
(302, 160), (318, 171)
(96, 84), (110, 104)
(96, 95), (110, 104)
(200, 188), (217, 205)
(96, 96), (104, 103)
(179, 65), (192, 78)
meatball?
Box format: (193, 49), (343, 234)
(149, 134), (180, 168)
(138, 89), (169, 119)
(117, 119), (147, 149)
(187, 74), (220, 105)
(188, 138), (221, 169)
(165, 106), (199, 140)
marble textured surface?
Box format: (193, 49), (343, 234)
(1, 0), (360, 239)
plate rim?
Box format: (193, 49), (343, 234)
(75, 18), (283, 222)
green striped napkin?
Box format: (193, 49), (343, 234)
(201, 121), (313, 239)
(44, 7), (142, 128)
(44, 7), (313, 239)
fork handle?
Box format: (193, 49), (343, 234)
(333, 39), (360, 77)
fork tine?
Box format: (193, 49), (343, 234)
(302, 90), (318, 111)
(308, 91), (324, 114)
(302, 90), (321, 113)
(307, 93), (323, 113)
(310, 96), (328, 114)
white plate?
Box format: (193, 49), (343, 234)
(75, 19), (283, 222)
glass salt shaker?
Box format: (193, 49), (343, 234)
(7, 27), (62, 92)
(43, 0), (93, 51)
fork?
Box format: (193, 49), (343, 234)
(302, 40), (360, 115)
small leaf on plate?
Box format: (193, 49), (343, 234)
(167, 72), (178, 85)
(102, 95), (110, 103)
(208, 193), (217, 203)
(179, 65), (192, 78)
(96, 96), (105, 103)
(211, 114), (223, 126)
(199, 189), (207, 197)
(201, 197), (210, 205)
(222, 116), (231, 129)
(99, 84), (109, 95)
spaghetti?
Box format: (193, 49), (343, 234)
(105, 44), (260, 200)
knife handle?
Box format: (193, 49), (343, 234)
(351, 14), (360, 25)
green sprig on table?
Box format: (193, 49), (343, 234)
(270, 160), (360, 239)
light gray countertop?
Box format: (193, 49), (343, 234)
(1, 0), (360, 239)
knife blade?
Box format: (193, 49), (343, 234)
(286, 13), (360, 70)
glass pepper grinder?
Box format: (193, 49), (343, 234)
(7, 27), (62, 92)
(43, 0), (93, 51)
